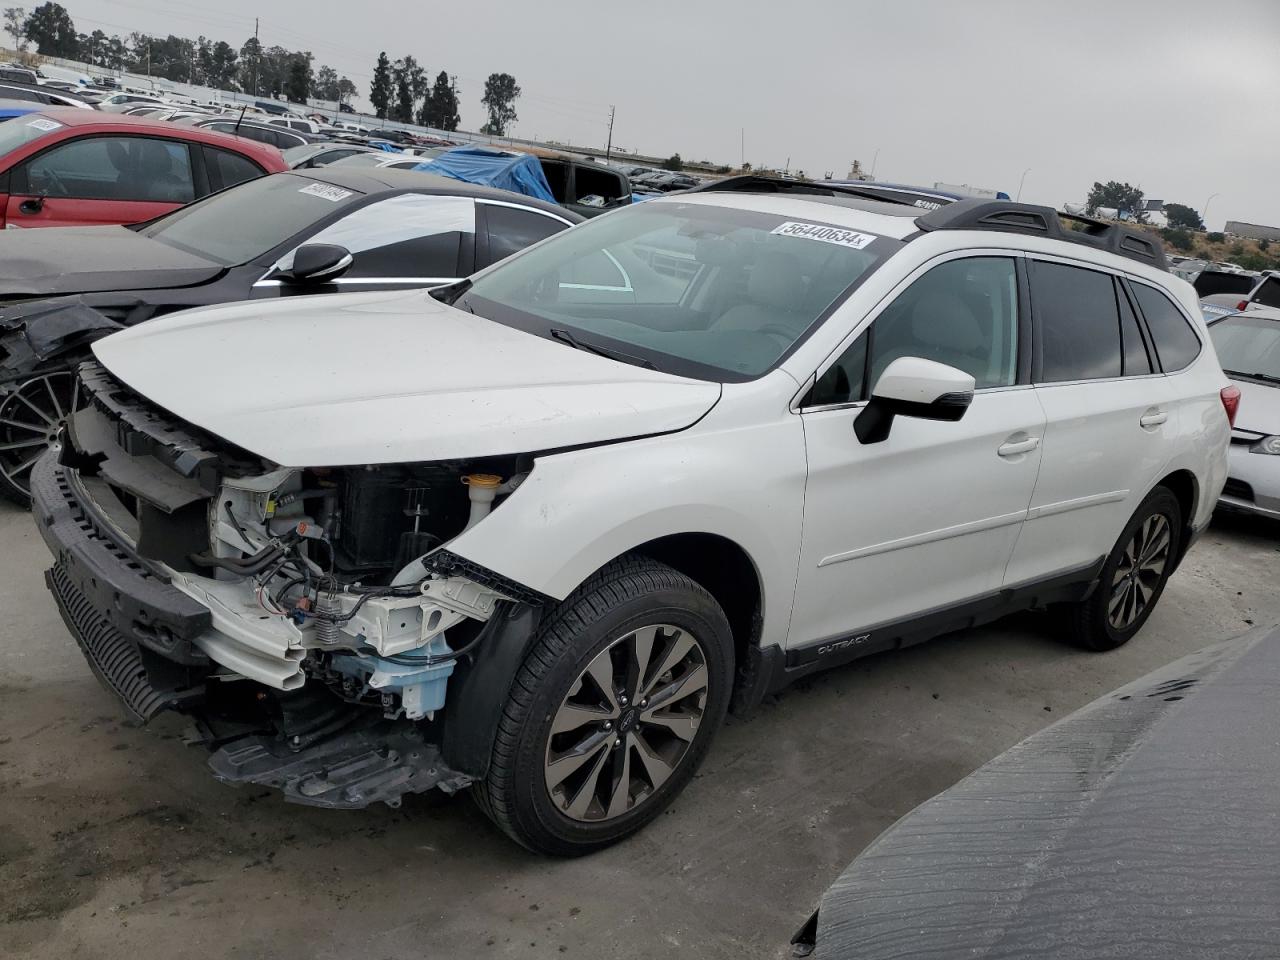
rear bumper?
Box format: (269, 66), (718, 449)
(31, 449), (213, 719)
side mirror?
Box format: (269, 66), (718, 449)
(286, 243), (353, 283)
(854, 356), (975, 444)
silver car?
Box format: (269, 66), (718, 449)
(1208, 307), (1280, 519)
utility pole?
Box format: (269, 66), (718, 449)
(740, 127), (744, 170)
(252, 17), (259, 97)
(145, 38), (150, 79)
(605, 105), (615, 162)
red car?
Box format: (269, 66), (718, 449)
(0, 109), (288, 228)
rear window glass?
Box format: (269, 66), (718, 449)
(1209, 314), (1280, 381)
(1032, 261), (1122, 382)
(142, 174), (363, 265)
(1132, 283), (1201, 372)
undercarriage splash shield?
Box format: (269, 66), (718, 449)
(208, 724), (471, 809)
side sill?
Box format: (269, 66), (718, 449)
(767, 558), (1106, 692)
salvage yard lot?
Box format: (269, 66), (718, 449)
(3, 500), (1277, 958)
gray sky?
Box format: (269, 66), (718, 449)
(67, 0), (1280, 229)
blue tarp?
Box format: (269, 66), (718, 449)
(413, 147), (556, 204)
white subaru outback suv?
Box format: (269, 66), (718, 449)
(31, 180), (1233, 854)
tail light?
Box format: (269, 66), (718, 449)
(1237, 300), (1250, 311)
(1221, 385), (1241, 427)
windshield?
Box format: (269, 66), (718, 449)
(1210, 314), (1280, 381)
(140, 174), (365, 265)
(0, 113), (57, 155)
(461, 200), (900, 380)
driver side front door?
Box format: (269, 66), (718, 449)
(786, 254), (1045, 665)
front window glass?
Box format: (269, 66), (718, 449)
(26, 136), (194, 203)
(1209, 315), (1280, 381)
(273, 194), (473, 278)
(462, 201), (900, 380)
(141, 175), (364, 265)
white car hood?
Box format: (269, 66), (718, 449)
(92, 289), (721, 466)
(1229, 377), (1280, 435)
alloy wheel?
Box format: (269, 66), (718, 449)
(544, 623), (709, 823)
(1107, 513), (1172, 630)
(0, 372), (76, 498)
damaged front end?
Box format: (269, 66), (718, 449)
(33, 360), (544, 809)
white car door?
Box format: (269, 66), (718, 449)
(788, 255), (1046, 661)
(1004, 259), (1177, 585)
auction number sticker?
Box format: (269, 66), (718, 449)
(771, 221), (876, 249)
(299, 183), (353, 202)
(26, 117), (62, 132)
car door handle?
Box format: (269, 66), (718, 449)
(1140, 411), (1168, 428)
(997, 437), (1040, 457)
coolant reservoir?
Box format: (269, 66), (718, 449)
(462, 474), (502, 530)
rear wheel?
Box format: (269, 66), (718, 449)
(0, 371), (77, 507)
(1069, 487), (1182, 651)
(473, 556), (733, 855)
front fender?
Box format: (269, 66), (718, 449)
(445, 414), (806, 649)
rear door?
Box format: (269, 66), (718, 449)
(6, 134), (197, 227)
(1004, 258), (1177, 585)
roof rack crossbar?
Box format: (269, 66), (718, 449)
(915, 199), (1168, 271)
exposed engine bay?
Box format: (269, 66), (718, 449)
(42, 361), (543, 808)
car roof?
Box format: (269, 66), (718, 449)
(16, 108), (286, 166)
(287, 167), (585, 221)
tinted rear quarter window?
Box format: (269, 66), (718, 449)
(1117, 284), (1153, 375)
(1032, 261), (1122, 382)
(482, 203), (567, 265)
(1132, 283), (1201, 371)
(203, 146), (263, 191)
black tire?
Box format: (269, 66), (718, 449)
(473, 555), (733, 856)
(1069, 487), (1182, 652)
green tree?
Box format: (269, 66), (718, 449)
(238, 35), (262, 94)
(23, 1), (78, 57)
(1084, 180), (1147, 222)
(481, 72), (520, 136)
(285, 53), (311, 105)
(1164, 202), (1203, 231)
(1259, 238), (1270, 252)
(370, 51), (392, 119)
(420, 70), (459, 130)
(202, 39), (237, 90)
(312, 64), (339, 100)
(662, 153), (684, 171)
(336, 75), (357, 106)
(1160, 227), (1194, 252)
(1207, 231), (1225, 244)
(4, 7), (26, 51)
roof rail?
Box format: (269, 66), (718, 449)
(686, 175), (919, 208)
(915, 199), (1168, 271)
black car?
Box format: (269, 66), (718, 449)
(0, 168), (581, 503)
(0, 80), (96, 110)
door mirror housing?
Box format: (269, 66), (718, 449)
(854, 356), (976, 444)
(286, 243), (353, 283)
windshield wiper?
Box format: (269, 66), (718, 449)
(549, 328), (657, 370)
(1224, 369), (1280, 384)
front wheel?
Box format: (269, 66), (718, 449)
(1069, 487), (1182, 651)
(0, 371), (78, 507)
(473, 556), (733, 855)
